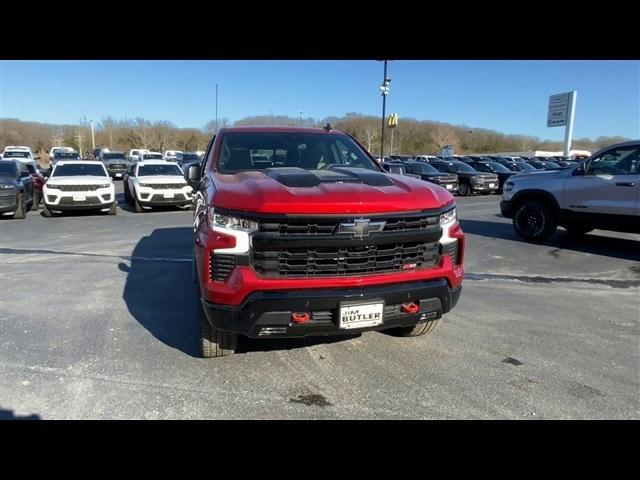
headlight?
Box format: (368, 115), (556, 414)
(46, 183), (60, 189)
(207, 208), (258, 232)
(439, 207), (457, 225)
(503, 182), (514, 192)
(0, 184), (14, 190)
(97, 183), (111, 188)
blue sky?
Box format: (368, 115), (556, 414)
(1, 60), (638, 141)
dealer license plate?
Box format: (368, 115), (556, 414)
(339, 302), (384, 329)
(73, 194), (86, 201)
(446, 184), (453, 190)
(489, 183), (495, 188)
(115, 173), (122, 178)
(163, 192), (175, 199)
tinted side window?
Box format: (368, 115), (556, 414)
(588, 146), (640, 175)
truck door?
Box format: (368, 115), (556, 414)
(564, 144), (640, 217)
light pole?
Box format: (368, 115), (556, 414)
(379, 60), (391, 158)
(90, 120), (96, 151)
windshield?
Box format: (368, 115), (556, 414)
(3, 151), (30, 158)
(446, 161), (476, 173)
(515, 163), (536, 172)
(138, 164), (183, 176)
(545, 161), (561, 169)
(103, 153), (126, 160)
(54, 152), (80, 160)
(0, 162), (18, 177)
(142, 154), (163, 160)
(52, 164), (107, 177)
(217, 132), (380, 173)
(182, 153), (200, 162)
(485, 162), (511, 173)
(408, 162), (438, 174)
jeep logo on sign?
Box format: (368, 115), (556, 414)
(337, 219), (386, 238)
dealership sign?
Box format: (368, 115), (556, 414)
(547, 92), (573, 127)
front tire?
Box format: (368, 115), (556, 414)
(41, 202), (53, 217)
(513, 201), (557, 242)
(386, 319), (441, 337)
(108, 203), (117, 215)
(458, 183), (470, 196)
(124, 183), (131, 204)
(200, 304), (237, 358)
(32, 191), (40, 210)
(12, 193), (26, 219)
(133, 192), (144, 213)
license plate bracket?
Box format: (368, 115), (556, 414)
(338, 299), (384, 329)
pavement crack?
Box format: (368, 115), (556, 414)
(0, 247), (191, 263)
(465, 272), (640, 289)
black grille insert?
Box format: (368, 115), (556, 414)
(252, 240), (440, 278)
(52, 184), (107, 192)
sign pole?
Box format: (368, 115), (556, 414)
(563, 91), (577, 158)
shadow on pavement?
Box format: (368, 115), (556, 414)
(460, 218), (640, 262)
(0, 407), (40, 420)
(122, 227), (360, 357)
(120, 227), (200, 357)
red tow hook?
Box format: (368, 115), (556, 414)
(401, 302), (420, 314)
(291, 312), (311, 324)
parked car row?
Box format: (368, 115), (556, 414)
(0, 155), (194, 219)
(378, 153), (583, 196)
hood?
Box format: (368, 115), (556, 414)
(137, 175), (187, 184)
(509, 167), (573, 182)
(46, 176), (112, 185)
(212, 167), (454, 215)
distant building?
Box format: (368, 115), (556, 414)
(475, 150), (591, 159)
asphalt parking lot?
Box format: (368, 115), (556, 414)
(1, 184), (639, 419)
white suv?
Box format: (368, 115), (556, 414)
(501, 140), (640, 242)
(2, 146), (35, 163)
(42, 161), (117, 217)
(123, 160), (192, 212)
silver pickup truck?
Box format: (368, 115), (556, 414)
(500, 140), (640, 242)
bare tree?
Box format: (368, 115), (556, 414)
(430, 123), (460, 151)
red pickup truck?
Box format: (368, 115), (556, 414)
(187, 126), (465, 357)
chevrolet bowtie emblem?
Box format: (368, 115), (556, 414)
(337, 219), (386, 238)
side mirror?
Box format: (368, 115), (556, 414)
(186, 163), (202, 187)
(21, 171), (30, 178)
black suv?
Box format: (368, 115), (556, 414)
(401, 160), (459, 193)
(0, 160), (35, 219)
(467, 159), (517, 192)
(99, 151), (130, 179)
(429, 159), (499, 196)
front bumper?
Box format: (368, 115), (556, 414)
(44, 188), (115, 211)
(136, 187), (192, 207)
(471, 184), (499, 192)
(202, 278), (462, 338)
(0, 192), (18, 212)
(500, 200), (514, 218)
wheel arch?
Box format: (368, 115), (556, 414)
(511, 189), (561, 220)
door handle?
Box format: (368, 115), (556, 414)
(615, 182), (635, 187)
